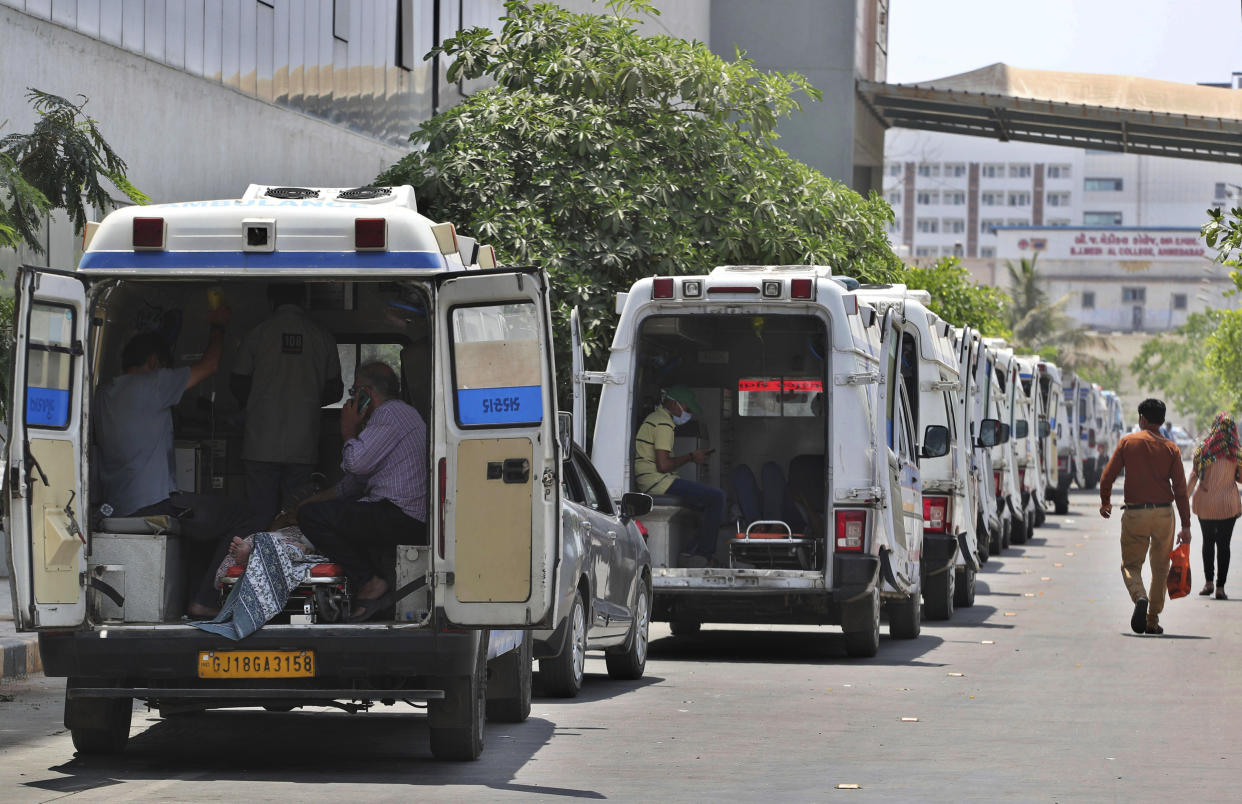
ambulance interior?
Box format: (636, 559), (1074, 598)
(84, 278), (434, 625)
(632, 313), (828, 570)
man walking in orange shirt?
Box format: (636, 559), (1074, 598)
(1099, 398), (1191, 635)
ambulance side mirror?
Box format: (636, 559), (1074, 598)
(619, 492), (653, 523)
(1014, 420), (1029, 439)
(921, 424), (950, 459)
(1039, 420), (1051, 439)
(977, 418), (1002, 448)
(557, 411), (573, 458)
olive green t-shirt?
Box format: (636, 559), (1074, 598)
(634, 406), (678, 494)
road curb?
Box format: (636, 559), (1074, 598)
(0, 635), (41, 681)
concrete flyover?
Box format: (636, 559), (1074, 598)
(860, 62), (1242, 164)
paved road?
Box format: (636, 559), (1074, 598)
(3, 490), (1240, 802)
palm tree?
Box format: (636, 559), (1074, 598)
(1005, 255), (1112, 371)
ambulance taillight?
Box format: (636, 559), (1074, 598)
(132, 217), (165, 250)
(834, 509), (866, 551)
(355, 218), (387, 251)
(652, 278), (674, 299)
(923, 496), (950, 533)
(791, 278), (813, 299)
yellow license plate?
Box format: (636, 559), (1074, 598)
(198, 650), (315, 678)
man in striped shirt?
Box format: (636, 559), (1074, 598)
(293, 362), (427, 621)
(634, 386), (724, 567)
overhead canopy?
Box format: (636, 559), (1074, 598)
(859, 63), (1242, 163)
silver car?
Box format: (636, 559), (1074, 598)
(533, 444), (653, 697)
(1169, 425), (1195, 460)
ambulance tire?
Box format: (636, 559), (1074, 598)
(843, 588), (881, 658)
(924, 566), (955, 621)
(1083, 465), (1099, 490)
(1034, 505), (1047, 527)
(606, 581), (650, 680)
(539, 592), (586, 698)
(1000, 516), (1012, 551)
(1054, 484), (1070, 515)
(669, 618), (701, 637)
(67, 696), (132, 756)
(429, 638), (487, 761)
(887, 591), (922, 640)
(954, 566), (976, 608)
(486, 631), (532, 723)
(1010, 513), (1028, 545)
(977, 522), (991, 564)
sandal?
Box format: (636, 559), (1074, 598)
(1200, 582), (1215, 596)
(1217, 587), (1228, 600)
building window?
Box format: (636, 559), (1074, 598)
(1084, 177), (1124, 191)
(1009, 164), (1032, 178)
(981, 191), (1003, 206)
(916, 190), (939, 205)
(888, 163), (903, 177)
(942, 246), (962, 257)
(980, 246), (996, 258)
(982, 163), (1004, 178)
(1008, 191), (1031, 206)
(944, 163), (966, 178)
(1006, 218), (1030, 227)
(887, 191), (901, 205)
(1084, 211), (1123, 226)
(1173, 293), (1188, 310)
(1048, 218), (1071, 227)
(1082, 291), (1096, 309)
(980, 218), (1003, 233)
(1047, 192), (1071, 207)
(917, 163), (941, 178)
(1047, 164), (1072, 179)
(943, 218), (965, 234)
(916, 218), (939, 233)
(1122, 287), (1146, 303)
(915, 245), (938, 257)
(944, 191), (966, 205)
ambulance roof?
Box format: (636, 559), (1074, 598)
(79, 184), (463, 274)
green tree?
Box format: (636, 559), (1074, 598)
(377, 0), (901, 382)
(1004, 255), (1109, 372)
(1130, 311), (1232, 430)
(1, 89), (148, 409)
(902, 257), (1010, 337)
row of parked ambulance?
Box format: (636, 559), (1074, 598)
(6, 185), (1130, 762)
(580, 268), (1127, 658)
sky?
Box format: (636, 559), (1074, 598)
(887, 0), (1242, 86)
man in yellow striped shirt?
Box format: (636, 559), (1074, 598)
(634, 386), (724, 567)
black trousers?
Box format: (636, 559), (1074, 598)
(298, 498), (427, 589)
(130, 492), (266, 610)
(1199, 516), (1237, 586)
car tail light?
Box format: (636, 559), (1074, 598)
(923, 496), (949, 533)
(791, 278), (813, 299)
(835, 509), (867, 551)
(437, 457), (447, 559)
(355, 217), (387, 251)
(652, 277), (674, 298)
(132, 217), (165, 250)
(994, 470), (1003, 497)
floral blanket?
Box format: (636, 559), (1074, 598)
(190, 530), (329, 641)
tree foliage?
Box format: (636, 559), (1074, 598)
(1130, 310), (1233, 431)
(377, 1), (901, 381)
(902, 257), (1010, 337)
(1004, 255), (1110, 375)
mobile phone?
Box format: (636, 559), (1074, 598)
(355, 388), (373, 416)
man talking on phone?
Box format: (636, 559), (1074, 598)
(292, 362), (427, 621)
(634, 385), (725, 568)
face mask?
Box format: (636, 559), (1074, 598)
(672, 403), (692, 426)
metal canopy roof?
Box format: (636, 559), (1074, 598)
(860, 64), (1242, 164)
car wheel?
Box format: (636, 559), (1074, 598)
(1010, 513), (1027, 545)
(429, 635), (487, 761)
(954, 565), (976, 608)
(843, 588), (881, 658)
(486, 631), (532, 723)
(887, 590), (922, 639)
(68, 697), (132, 756)
(1034, 504), (1046, 527)
(924, 565), (955, 621)
(1054, 483), (1070, 514)
(539, 591), (586, 698)
(605, 582), (650, 680)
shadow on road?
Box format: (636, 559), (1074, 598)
(647, 629), (947, 667)
(28, 711), (600, 797)
(534, 672), (662, 704)
(1120, 632), (1211, 640)
(920, 604), (1015, 629)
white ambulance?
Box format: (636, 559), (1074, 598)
(989, 343), (1040, 543)
(1015, 355), (1057, 524)
(1058, 371), (1085, 506)
(856, 286), (985, 618)
(982, 340), (1025, 548)
(585, 266), (947, 657)
(954, 327), (1001, 564)
(4, 185), (564, 760)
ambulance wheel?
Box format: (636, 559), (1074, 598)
(1000, 516), (1012, 551)
(1054, 485), (1070, 515)
(990, 521), (1003, 555)
(606, 581), (650, 680)
(843, 588), (881, 658)
(887, 591), (922, 640)
(1034, 505), (1047, 527)
(486, 631), (532, 723)
(539, 591), (586, 698)
(954, 566), (976, 608)
(924, 567), (955, 621)
(669, 618), (701, 637)
(1010, 513), (1028, 545)
(67, 696), (132, 756)
(1083, 467), (1099, 490)
(977, 526), (990, 564)
(429, 638), (487, 761)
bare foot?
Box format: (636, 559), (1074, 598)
(228, 536), (253, 567)
(187, 602), (219, 619)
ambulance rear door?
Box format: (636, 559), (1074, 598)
(5, 267), (89, 630)
(435, 268), (560, 628)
